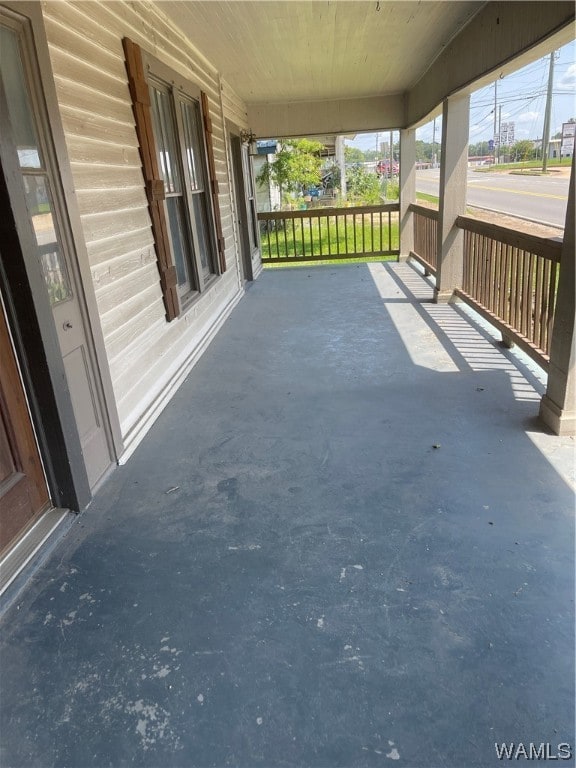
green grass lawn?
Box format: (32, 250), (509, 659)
(473, 158), (571, 173)
(416, 191), (439, 205)
(261, 214), (399, 263)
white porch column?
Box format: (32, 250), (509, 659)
(434, 95), (470, 303)
(399, 128), (416, 261)
(539, 156), (575, 435)
(335, 135), (347, 200)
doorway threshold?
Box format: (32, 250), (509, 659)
(0, 508), (75, 604)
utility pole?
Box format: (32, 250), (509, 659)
(389, 130), (394, 179)
(541, 51), (556, 173)
(497, 105), (502, 164)
(432, 118), (436, 168)
(493, 79), (498, 164)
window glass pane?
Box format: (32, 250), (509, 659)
(23, 174), (72, 305)
(166, 196), (192, 289)
(150, 86), (181, 194)
(191, 193), (214, 278)
(0, 25), (43, 169)
(180, 99), (207, 192)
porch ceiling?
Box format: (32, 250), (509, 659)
(160, 1), (485, 104)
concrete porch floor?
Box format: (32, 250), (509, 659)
(1, 262), (574, 768)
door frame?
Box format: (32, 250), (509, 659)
(0, 2), (124, 506)
(227, 122), (259, 282)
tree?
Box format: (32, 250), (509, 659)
(511, 140), (535, 162)
(256, 139), (324, 200)
(469, 140), (491, 157)
(344, 146), (365, 164)
(346, 165), (382, 204)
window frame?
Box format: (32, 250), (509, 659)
(144, 53), (219, 305)
(124, 38), (225, 321)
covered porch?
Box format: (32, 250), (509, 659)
(1, 262), (573, 767)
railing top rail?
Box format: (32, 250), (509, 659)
(456, 214), (562, 263)
(258, 203), (400, 221)
(409, 203), (439, 220)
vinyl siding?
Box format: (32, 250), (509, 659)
(42, 0), (249, 445)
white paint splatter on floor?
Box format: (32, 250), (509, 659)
(387, 740), (400, 760)
(124, 699), (180, 751)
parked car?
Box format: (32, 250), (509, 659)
(376, 160), (399, 176)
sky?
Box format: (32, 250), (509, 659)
(347, 39), (575, 151)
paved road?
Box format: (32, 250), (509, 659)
(416, 169), (569, 228)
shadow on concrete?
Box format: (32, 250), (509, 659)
(1, 263), (573, 768)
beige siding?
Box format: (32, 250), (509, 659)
(221, 78), (249, 129)
(42, 0), (246, 443)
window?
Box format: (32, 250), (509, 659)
(123, 39), (226, 319)
(1, 23), (72, 306)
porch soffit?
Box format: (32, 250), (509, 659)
(158, 1), (485, 104)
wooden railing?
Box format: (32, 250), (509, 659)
(409, 204), (438, 275)
(257, 203), (399, 263)
(456, 216), (561, 368)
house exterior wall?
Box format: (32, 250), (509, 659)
(40, 0), (252, 453)
(249, 94), (405, 139)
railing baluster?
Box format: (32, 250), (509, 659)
(265, 225), (272, 259)
(454, 214), (561, 368)
(541, 257), (551, 352)
(533, 255), (543, 352)
(546, 261), (557, 355)
(520, 250), (529, 337)
(309, 217), (314, 259)
(275, 220), (280, 259)
(501, 240), (508, 318)
(283, 216), (288, 256)
(462, 230), (469, 291)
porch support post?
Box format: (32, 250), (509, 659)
(434, 94), (470, 303)
(399, 128), (416, 261)
(336, 135), (347, 200)
(539, 155), (575, 435)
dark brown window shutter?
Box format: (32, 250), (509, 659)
(200, 91), (226, 274)
(122, 37), (179, 321)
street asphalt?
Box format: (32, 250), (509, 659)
(415, 168), (569, 228)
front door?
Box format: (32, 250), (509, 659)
(0, 16), (112, 489)
(0, 296), (50, 554)
(230, 134), (259, 281)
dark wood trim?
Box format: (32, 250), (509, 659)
(201, 91), (226, 274)
(259, 203), (400, 221)
(454, 288), (549, 371)
(456, 215), (562, 262)
(409, 251), (437, 277)
(123, 37), (179, 321)
(409, 203), (439, 220)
